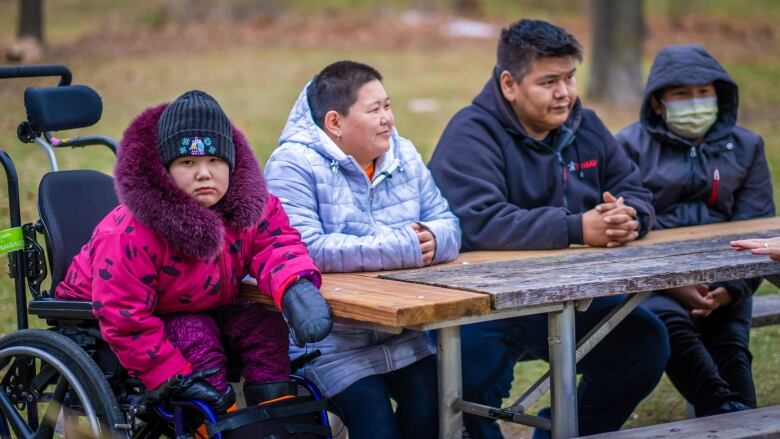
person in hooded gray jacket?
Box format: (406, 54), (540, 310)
(616, 44), (775, 417)
(264, 60), (461, 439)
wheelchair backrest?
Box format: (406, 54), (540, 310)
(19, 72), (119, 292)
(0, 65), (121, 327)
(37, 169), (118, 291)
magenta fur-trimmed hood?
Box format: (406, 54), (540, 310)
(115, 104), (268, 259)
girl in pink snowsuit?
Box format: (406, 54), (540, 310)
(56, 90), (332, 409)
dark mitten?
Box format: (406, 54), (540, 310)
(147, 367), (236, 413)
(281, 278), (333, 347)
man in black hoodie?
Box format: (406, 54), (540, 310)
(616, 45), (774, 417)
(428, 19), (670, 438)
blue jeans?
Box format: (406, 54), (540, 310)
(461, 296), (670, 439)
(332, 355), (438, 439)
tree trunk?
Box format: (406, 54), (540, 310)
(453, 0), (482, 17)
(587, 0), (643, 104)
(18, 0), (44, 44)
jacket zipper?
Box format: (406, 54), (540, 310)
(532, 136), (570, 210)
(367, 187), (376, 228)
(355, 158), (378, 229)
(218, 247), (228, 303)
(352, 156), (400, 230)
(556, 151), (569, 209)
(688, 146), (698, 192)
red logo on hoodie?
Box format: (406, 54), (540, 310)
(564, 159), (598, 181)
(570, 159), (598, 171)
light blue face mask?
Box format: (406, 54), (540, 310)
(663, 96), (718, 139)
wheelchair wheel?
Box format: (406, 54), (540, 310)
(0, 329), (128, 438)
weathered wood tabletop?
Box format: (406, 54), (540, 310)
(241, 218), (780, 325)
(382, 221), (780, 309)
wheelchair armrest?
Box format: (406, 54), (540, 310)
(28, 298), (95, 321)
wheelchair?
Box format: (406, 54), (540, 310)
(0, 65), (331, 438)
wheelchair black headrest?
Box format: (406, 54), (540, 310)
(24, 85), (102, 133)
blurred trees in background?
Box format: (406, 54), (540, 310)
(452, 0), (483, 16)
(587, 0), (644, 104)
(18, 0), (44, 43)
(5, 0), (44, 62)
(5, 0), (653, 105)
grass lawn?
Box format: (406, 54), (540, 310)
(1, 3), (780, 437)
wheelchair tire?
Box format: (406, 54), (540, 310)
(0, 329), (129, 438)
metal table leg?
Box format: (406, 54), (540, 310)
(438, 326), (463, 439)
(511, 293), (649, 414)
(549, 301), (578, 438)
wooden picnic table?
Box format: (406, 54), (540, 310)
(241, 217), (780, 439)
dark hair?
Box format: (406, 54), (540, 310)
(497, 19), (583, 81)
(307, 60), (383, 128)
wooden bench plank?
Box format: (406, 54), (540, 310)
(383, 232), (780, 309)
(581, 405), (780, 438)
(240, 273), (491, 328)
(752, 295), (780, 328)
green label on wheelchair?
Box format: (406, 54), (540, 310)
(0, 227), (24, 254)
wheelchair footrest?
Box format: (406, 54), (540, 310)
(206, 396), (330, 438)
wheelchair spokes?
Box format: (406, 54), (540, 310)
(0, 330), (127, 438)
(0, 354), (98, 437)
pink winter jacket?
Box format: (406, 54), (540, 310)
(55, 104), (321, 390)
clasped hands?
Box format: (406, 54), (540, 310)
(663, 284), (732, 317)
(583, 192), (640, 248)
